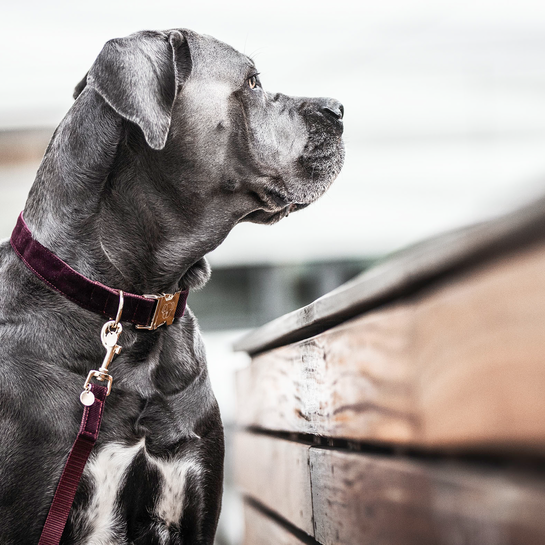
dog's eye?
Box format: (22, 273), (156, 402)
(248, 75), (259, 90)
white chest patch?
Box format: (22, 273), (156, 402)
(84, 441), (144, 544)
(83, 440), (202, 543)
(153, 456), (202, 526)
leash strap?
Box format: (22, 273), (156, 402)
(10, 215), (182, 540)
(10, 212), (188, 329)
(38, 384), (108, 545)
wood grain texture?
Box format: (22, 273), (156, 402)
(235, 432), (545, 545)
(415, 242), (545, 448)
(237, 304), (418, 444)
(243, 502), (310, 545)
(233, 431), (314, 536)
(234, 195), (545, 355)
(236, 241), (545, 450)
(310, 448), (545, 545)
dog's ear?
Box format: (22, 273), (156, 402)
(84, 30), (190, 150)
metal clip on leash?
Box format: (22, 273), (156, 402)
(80, 291), (124, 405)
(40, 291), (125, 545)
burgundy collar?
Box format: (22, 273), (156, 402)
(10, 212), (188, 330)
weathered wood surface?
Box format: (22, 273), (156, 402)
(234, 195), (545, 355)
(237, 304), (416, 443)
(234, 431), (314, 536)
(236, 241), (545, 450)
(310, 448), (545, 545)
(235, 431), (545, 545)
(243, 502), (309, 545)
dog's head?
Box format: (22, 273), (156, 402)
(75, 29), (344, 227)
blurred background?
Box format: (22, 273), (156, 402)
(3, 0), (545, 542)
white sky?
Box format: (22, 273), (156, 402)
(2, 0), (545, 263)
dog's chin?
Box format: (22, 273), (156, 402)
(240, 207), (291, 225)
(240, 202), (312, 225)
(241, 141), (344, 226)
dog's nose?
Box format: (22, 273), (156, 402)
(322, 102), (344, 122)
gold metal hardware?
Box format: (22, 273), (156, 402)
(83, 370), (114, 396)
(80, 290), (124, 403)
(98, 321), (123, 374)
(135, 291), (181, 330)
(114, 290), (124, 326)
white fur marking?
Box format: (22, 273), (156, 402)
(151, 456), (203, 526)
(83, 439), (204, 541)
(84, 440), (144, 543)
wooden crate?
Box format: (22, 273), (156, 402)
(233, 196), (545, 545)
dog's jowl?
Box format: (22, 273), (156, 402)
(0, 29), (344, 544)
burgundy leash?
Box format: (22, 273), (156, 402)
(38, 384), (108, 545)
(37, 300), (125, 545)
(9, 212), (190, 544)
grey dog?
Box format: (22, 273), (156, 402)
(0, 28), (344, 543)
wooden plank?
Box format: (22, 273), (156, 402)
(310, 448), (545, 545)
(234, 195), (545, 355)
(233, 431), (314, 536)
(236, 242), (545, 450)
(243, 502), (310, 545)
(235, 433), (545, 545)
(236, 304), (417, 444)
(415, 241), (545, 448)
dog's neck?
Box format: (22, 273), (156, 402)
(23, 89), (238, 294)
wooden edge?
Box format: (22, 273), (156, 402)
(310, 447), (545, 545)
(235, 303), (418, 445)
(235, 430), (545, 545)
(233, 430), (314, 537)
(234, 194), (545, 355)
(243, 501), (314, 545)
(235, 242), (545, 449)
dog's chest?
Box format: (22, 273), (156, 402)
(78, 440), (200, 543)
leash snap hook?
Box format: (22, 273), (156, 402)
(80, 290), (124, 404)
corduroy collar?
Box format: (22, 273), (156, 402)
(10, 212), (188, 329)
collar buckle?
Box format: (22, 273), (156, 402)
(136, 291), (182, 330)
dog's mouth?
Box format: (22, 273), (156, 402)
(240, 191), (310, 224)
(240, 151), (340, 225)
(266, 189), (310, 213)
(266, 187), (291, 209)
(288, 202), (310, 213)
(241, 207), (292, 225)
(240, 110), (344, 226)
(260, 185), (318, 210)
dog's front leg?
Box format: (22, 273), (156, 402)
(116, 404), (224, 545)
